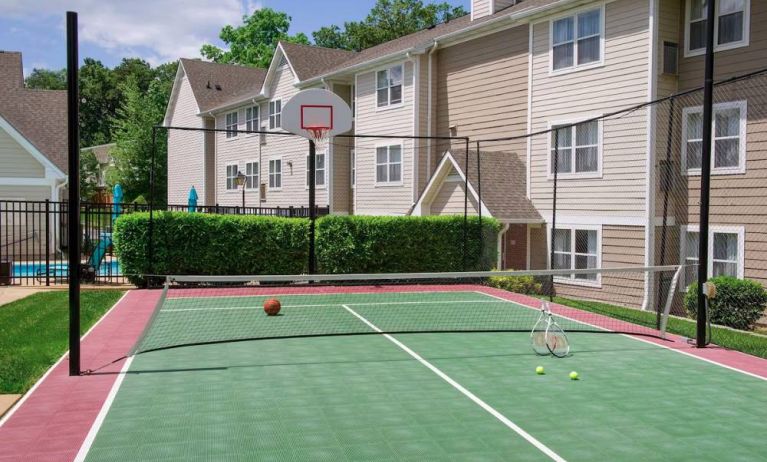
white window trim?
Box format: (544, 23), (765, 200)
(684, 0), (751, 58)
(269, 100), (282, 130)
(546, 117), (604, 180)
(679, 224), (746, 291)
(548, 4), (606, 76)
(225, 111), (239, 139)
(268, 157), (283, 191)
(374, 142), (404, 187)
(375, 63), (405, 111)
(244, 160), (259, 191)
(681, 100), (747, 176)
(305, 150), (328, 190)
(552, 224), (603, 288)
(245, 106), (260, 135)
(225, 163), (239, 192)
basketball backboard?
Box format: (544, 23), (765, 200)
(282, 89), (353, 145)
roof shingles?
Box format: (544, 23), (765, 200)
(180, 58), (267, 113)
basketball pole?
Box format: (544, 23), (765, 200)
(696, 0), (716, 348)
(308, 140), (316, 274)
(66, 11), (81, 376)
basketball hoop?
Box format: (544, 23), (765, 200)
(282, 90), (352, 150)
(305, 126), (330, 150)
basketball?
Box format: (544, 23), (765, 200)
(264, 299), (281, 316)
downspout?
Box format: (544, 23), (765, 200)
(497, 223), (510, 270)
(55, 178), (68, 256)
(427, 41), (439, 181)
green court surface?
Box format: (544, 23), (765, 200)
(83, 291), (767, 461)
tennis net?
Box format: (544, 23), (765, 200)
(131, 265), (683, 355)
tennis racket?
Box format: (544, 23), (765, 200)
(530, 302), (570, 358)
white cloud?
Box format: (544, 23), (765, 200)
(3, 0), (249, 64)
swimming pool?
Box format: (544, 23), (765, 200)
(12, 260), (121, 278)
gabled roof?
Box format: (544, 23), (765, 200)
(415, 151), (542, 223)
(179, 58), (267, 113)
(279, 42), (357, 82)
(0, 51), (68, 175)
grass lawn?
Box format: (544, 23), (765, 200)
(552, 296), (767, 360)
(0, 290), (125, 394)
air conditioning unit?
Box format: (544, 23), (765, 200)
(663, 42), (679, 76)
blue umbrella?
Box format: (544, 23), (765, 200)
(188, 186), (199, 212)
(112, 184), (123, 222)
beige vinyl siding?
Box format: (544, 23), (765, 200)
(427, 177), (479, 216)
(167, 75), (206, 205)
(331, 84), (352, 214)
(436, 25), (529, 157)
(204, 118), (216, 206)
(0, 186), (54, 258)
(472, 0), (491, 19)
(0, 185), (50, 200)
(657, 0), (682, 98)
(0, 128), (45, 178)
(416, 54), (430, 193)
(494, 0), (516, 12)
(529, 0), (651, 219)
(354, 61), (415, 215)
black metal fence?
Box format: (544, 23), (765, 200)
(0, 200), (328, 286)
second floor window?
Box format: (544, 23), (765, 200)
(225, 112), (238, 138)
(245, 161), (258, 190)
(306, 153), (326, 187)
(686, 0), (749, 54)
(246, 106), (259, 132)
(269, 159), (282, 189)
(550, 120), (599, 175)
(269, 100), (282, 129)
(226, 164), (238, 190)
(376, 145), (402, 183)
(377, 65), (403, 108)
(682, 101), (746, 174)
(552, 8), (602, 71)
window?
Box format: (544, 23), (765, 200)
(682, 101), (746, 174)
(246, 106), (259, 132)
(552, 227), (600, 283)
(269, 100), (282, 129)
(269, 159), (282, 189)
(686, 0), (749, 55)
(376, 65), (403, 108)
(663, 41), (679, 75)
(245, 161), (258, 190)
(350, 150), (356, 187)
(306, 153), (326, 187)
(375, 145), (402, 183)
(226, 164), (239, 190)
(550, 120), (600, 175)
(681, 226), (744, 289)
(552, 7), (602, 71)
(225, 112), (238, 138)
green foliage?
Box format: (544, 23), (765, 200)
(313, 0), (467, 51)
(24, 68), (66, 90)
(113, 213), (310, 285)
(315, 215), (499, 274)
(79, 58), (120, 148)
(80, 149), (102, 200)
(201, 8), (310, 67)
(487, 272), (543, 296)
(684, 276), (767, 330)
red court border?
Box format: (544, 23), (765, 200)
(1, 284), (765, 461)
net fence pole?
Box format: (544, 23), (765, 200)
(147, 126), (158, 285)
(476, 141), (482, 268)
(696, 0), (717, 348)
(463, 138), (469, 271)
(66, 11), (81, 376)
(308, 140), (316, 274)
(549, 129), (559, 303)
(656, 96), (676, 329)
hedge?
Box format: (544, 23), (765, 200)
(113, 212), (309, 285)
(114, 213), (500, 284)
(315, 215), (499, 273)
(684, 276), (767, 331)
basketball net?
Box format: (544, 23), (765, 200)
(306, 127), (330, 151)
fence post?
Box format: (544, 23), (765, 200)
(45, 199), (51, 287)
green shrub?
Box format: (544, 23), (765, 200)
(684, 276), (767, 331)
(316, 215), (499, 273)
(487, 271), (543, 295)
(113, 212), (309, 285)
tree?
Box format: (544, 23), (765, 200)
(313, 0), (467, 51)
(200, 8), (309, 68)
(80, 149), (102, 201)
(24, 68), (67, 90)
(79, 58), (120, 148)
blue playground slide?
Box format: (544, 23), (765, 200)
(88, 232), (113, 273)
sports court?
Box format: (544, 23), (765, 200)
(43, 277), (764, 462)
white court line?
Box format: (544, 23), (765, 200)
(74, 356), (135, 462)
(161, 299), (508, 312)
(0, 290), (131, 428)
(164, 289), (478, 302)
(341, 304), (566, 462)
(477, 291), (767, 383)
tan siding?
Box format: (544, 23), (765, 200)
(331, 84), (353, 214)
(167, 75), (206, 205)
(0, 185), (50, 200)
(657, 0), (681, 98)
(0, 186), (53, 258)
(203, 118), (216, 206)
(472, 0), (491, 19)
(354, 61), (415, 215)
(429, 178), (479, 216)
(529, 0), (651, 219)
(494, 0), (516, 13)
(0, 128), (45, 178)
(417, 54), (430, 193)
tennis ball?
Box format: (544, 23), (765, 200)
(535, 366), (545, 375)
(569, 371), (579, 380)
(263, 299), (281, 316)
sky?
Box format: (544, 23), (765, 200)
(0, 0), (471, 75)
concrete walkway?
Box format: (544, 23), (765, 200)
(0, 287), (55, 307)
(0, 395), (21, 418)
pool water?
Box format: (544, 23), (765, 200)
(12, 260), (121, 277)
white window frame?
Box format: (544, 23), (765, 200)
(547, 117), (603, 180)
(350, 150), (356, 188)
(374, 143), (404, 186)
(681, 100), (747, 176)
(548, 4), (605, 75)
(679, 224), (745, 291)
(268, 157), (282, 191)
(245, 160), (259, 191)
(225, 163), (239, 191)
(269, 100), (282, 129)
(684, 0), (750, 57)
(375, 64), (404, 109)
(305, 151), (327, 189)
(551, 224), (603, 288)
(245, 106), (259, 133)
(225, 111), (239, 139)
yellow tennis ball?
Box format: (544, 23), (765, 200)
(535, 366), (545, 375)
(569, 371), (579, 380)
